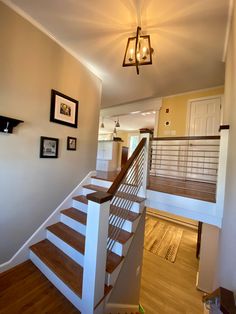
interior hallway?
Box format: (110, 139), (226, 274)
(140, 213), (203, 314)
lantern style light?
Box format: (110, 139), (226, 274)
(122, 26), (154, 75)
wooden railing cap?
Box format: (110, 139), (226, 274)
(87, 191), (113, 204)
(152, 135), (221, 141)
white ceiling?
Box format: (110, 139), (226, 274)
(5, 0), (229, 107)
(100, 110), (156, 133)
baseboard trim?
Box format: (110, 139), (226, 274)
(0, 171), (96, 273)
(105, 303), (139, 314)
(147, 208), (198, 230)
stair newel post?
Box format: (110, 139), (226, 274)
(139, 131), (151, 198)
(216, 126), (230, 220)
(82, 191), (112, 314)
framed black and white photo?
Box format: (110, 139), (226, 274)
(67, 136), (77, 151)
(40, 136), (59, 158)
(50, 89), (79, 128)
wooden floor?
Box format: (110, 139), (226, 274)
(148, 175), (216, 203)
(140, 214), (203, 314)
(0, 261), (79, 313)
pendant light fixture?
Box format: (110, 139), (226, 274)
(122, 26), (154, 75)
(115, 117), (120, 128)
(100, 117), (105, 128)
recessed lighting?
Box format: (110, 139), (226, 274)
(130, 111), (141, 114)
(152, 111), (156, 114)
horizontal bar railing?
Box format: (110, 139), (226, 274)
(106, 138), (146, 253)
(150, 136), (220, 183)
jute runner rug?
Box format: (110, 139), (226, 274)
(144, 216), (183, 263)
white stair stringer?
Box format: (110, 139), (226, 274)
(0, 171), (95, 274)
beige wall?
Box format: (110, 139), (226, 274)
(217, 2), (236, 294)
(157, 86), (224, 137)
(0, 3), (101, 263)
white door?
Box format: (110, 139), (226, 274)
(186, 96), (221, 182)
(188, 97), (221, 136)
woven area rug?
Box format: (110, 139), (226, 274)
(144, 217), (183, 263)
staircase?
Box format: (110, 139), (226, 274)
(1, 137), (147, 313)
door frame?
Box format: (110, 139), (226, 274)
(185, 94), (224, 136)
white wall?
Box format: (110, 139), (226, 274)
(217, 1), (236, 293)
(0, 3), (101, 263)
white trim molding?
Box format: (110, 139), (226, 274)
(222, 0), (234, 62)
(0, 171), (95, 273)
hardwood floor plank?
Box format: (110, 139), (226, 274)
(0, 261), (79, 313)
(140, 214), (203, 314)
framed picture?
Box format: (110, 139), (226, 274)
(50, 89), (79, 128)
(40, 136), (59, 158)
(67, 136), (77, 151)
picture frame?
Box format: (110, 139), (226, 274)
(40, 136), (59, 158)
(67, 136), (77, 151)
(50, 89), (79, 128)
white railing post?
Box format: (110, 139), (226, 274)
(216, 126), (230, 222)
(82, 191), (112, 314)
(139, 131), (151, 197)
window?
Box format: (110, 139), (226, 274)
(129, 135), (139, 157)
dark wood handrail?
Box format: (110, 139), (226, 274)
(152, 135), (220, 141)
(107, 138), (146, 196)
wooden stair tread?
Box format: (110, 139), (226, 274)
(83, 184), (108, 193)
(110, 204), (140, 222)
(61, 207), (87, 225)
(61, 207), (133, 247)
(108, 225), (133, 244)
(73, 195), (88, 204)
(106, 251), (124, 273)
(83, 184), (145, 203)
(116, 191), (145, 203)
(47, 222), (85, 254)
(30, 239), (83, 298)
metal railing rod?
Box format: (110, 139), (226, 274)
(150, 159), (219, 165)
(151, 153), (219, 159)
(107, 171), (144, 251)
(107, 159), (144, 245)
(151, 164), (217, 171)
(108, 152), (144, 249)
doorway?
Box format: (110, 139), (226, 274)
(187, 96), (222, 136)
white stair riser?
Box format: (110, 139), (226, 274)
(106, 260), (124, 287)
(110, 218), (133, 232)
(60, 214), (86, 236)
(83, 188), (99, 196)
(30, 251), (82, 311)
(46, 230), (84, 267)
(131, 201), (145, 213)
(91, 178), (112, 189)
(110, 215), (141, 233)
(110, 235), (133, 256)
(72, 200), (88, 212)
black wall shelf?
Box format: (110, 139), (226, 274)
(0, 115), (24, 134)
